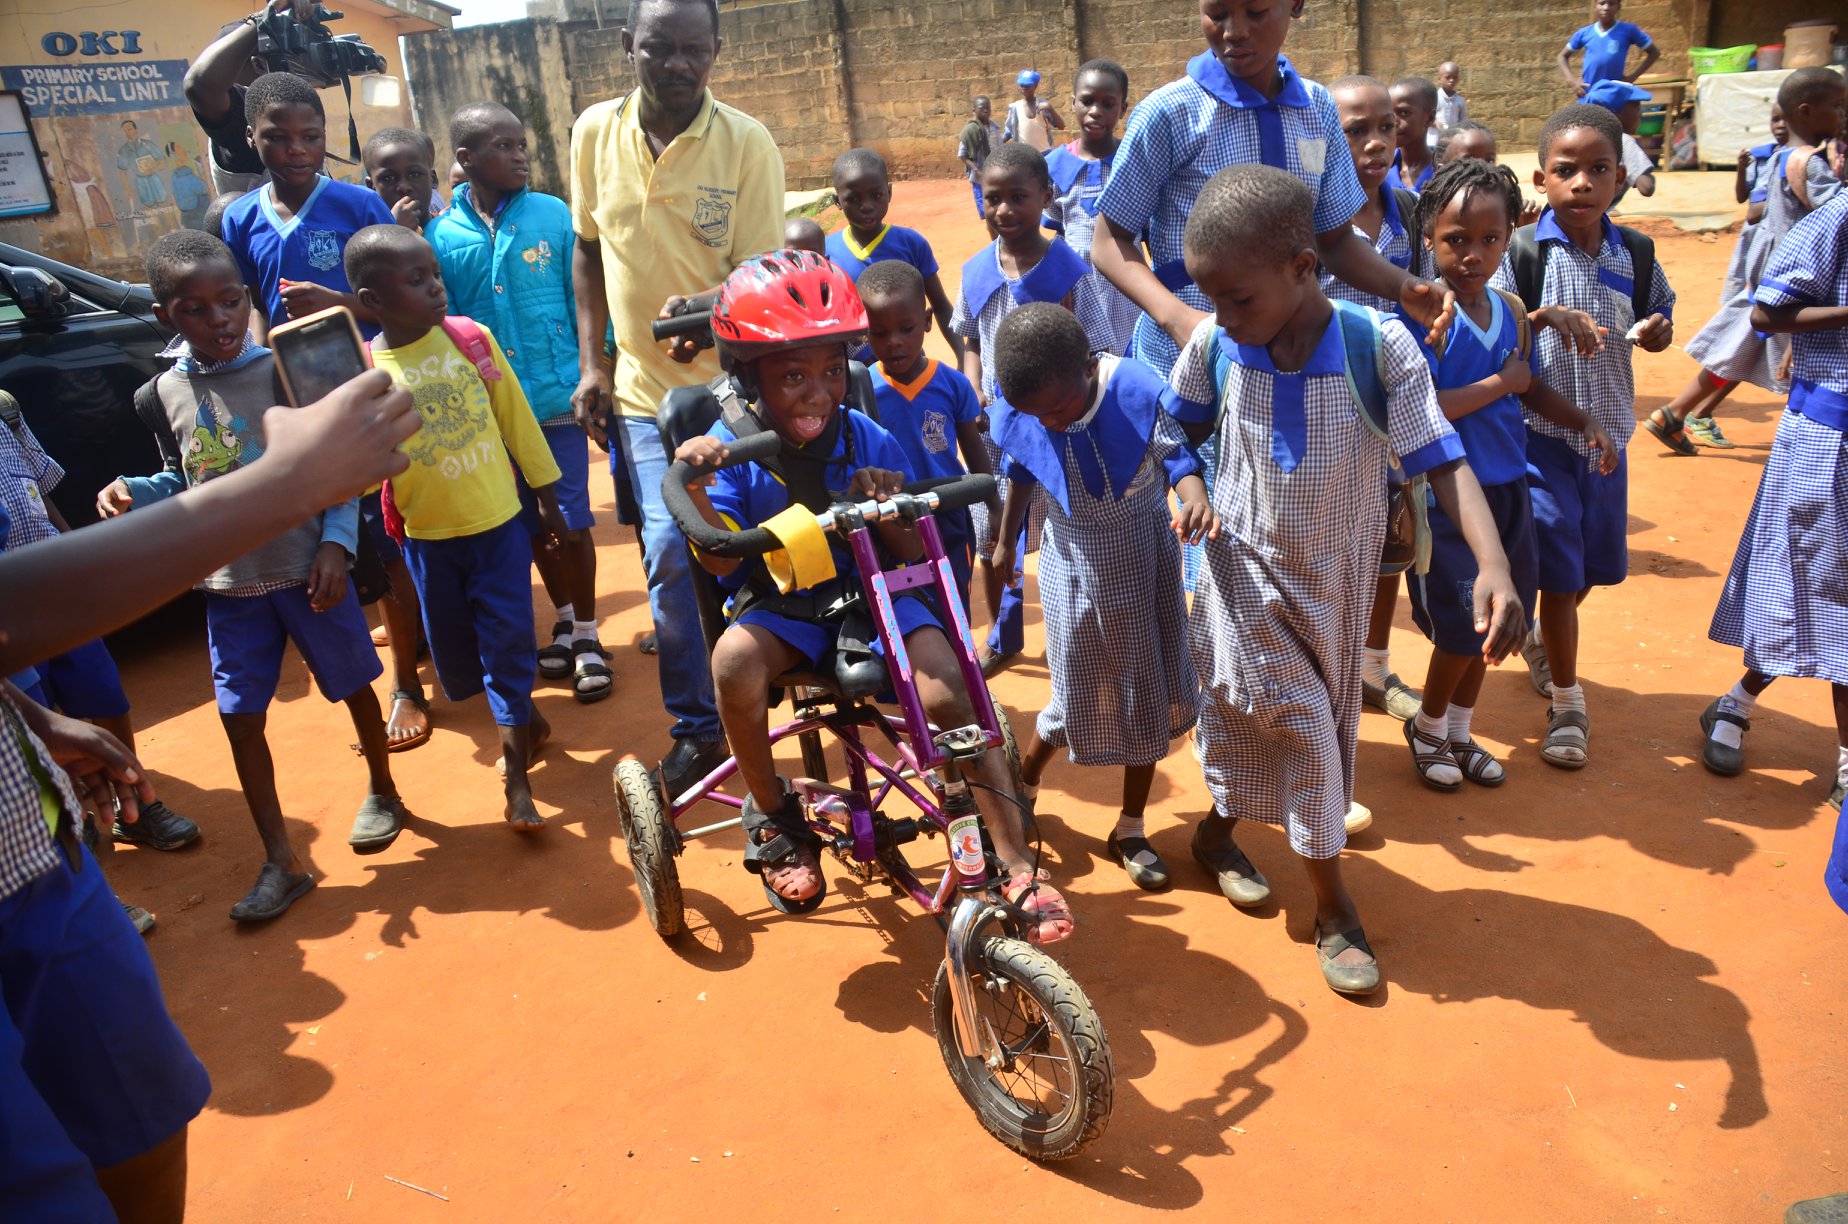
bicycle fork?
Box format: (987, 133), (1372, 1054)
(941, 778), (1004, 1064)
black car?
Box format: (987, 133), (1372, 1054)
(0, 242), (172, 529)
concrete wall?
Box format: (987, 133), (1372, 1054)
(403, 0), (1724, 198)
(403, 18), (578, 194)
(0, 0), (425, 279)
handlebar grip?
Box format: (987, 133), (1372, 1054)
(649, 309), (714, 343)
(660, 432), (782, 558)
(921, 474), (997, 514)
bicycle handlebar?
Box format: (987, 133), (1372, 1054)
(649, 308), (714, 343)
(661, 433), (997, 560)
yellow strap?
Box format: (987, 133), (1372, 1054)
(761, 503), (836, 594)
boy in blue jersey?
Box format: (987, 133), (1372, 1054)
(826, 148), (963, 364)
(1091, 0), (1452, 385)
(859, 259), (996, 614)
(672, 250), (1068, 941)
(218, 73), (395, 341)
(429, 102), (610, 703)
(1556, 0), (1658, 97)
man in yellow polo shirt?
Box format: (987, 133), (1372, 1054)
(569, 0), (784, 793)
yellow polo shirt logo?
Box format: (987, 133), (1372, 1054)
(692, 192), (732, 247)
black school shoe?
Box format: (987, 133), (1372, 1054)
(660, 735), (729, 801)
(112, 800), (201, 851)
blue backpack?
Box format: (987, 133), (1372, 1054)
(1208, 300), (1430, 575)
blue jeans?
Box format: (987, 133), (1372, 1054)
(621, 417), (721, 740)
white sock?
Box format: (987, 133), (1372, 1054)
(1412, 710), (1462, 785)
(1363, 646), (1390, 690)
(1449, 703), (1475, 744)
(572, 619), (599, 643)
(1710, 683), (1756, 749)
(1552, 682), (1587, 713)
(572, 622), (610, 691)
(554, 602), (575, 625)
(1113, 812), (1160, 867)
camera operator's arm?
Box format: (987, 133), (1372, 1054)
(185, 0), (311, 128)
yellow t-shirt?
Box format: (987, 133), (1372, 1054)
(569, 89), (786, 419)
(370, 325), (562, 541)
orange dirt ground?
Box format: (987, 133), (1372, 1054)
(98, 179), (1845, 1222)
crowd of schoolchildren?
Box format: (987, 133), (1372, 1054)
(7, 0), (1846, 1004)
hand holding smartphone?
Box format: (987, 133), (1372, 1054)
(271, 305), (370, 408)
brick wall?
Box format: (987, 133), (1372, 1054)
(403, 0), (1717, 201)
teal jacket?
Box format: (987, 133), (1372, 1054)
(426, 185), (579, 424)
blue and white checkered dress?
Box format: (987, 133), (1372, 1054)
(1488, 214), (1675, 458)
(1686, 151), (1840, 393)
(1320, 186), (1414, 313)
(0, 415), (64, 551)
(1031, 357), (1199, 765)
(1045, 147), (1143, 357)
(1173, 313), (1464, 857)
(0, 688), (81, 902)
(1097, 54), (1367, 381)
(1710, 195), (1848, 684)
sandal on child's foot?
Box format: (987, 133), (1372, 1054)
(1449, 738), (1506, 787)
(999, 872), (1075, 944)
(1107, 832), (1170, 891)
(537, 620), (574, 679)
(1404, 718), (1462, 791)
(1191, 818), (1271, 908)
(385, 689), (431, 753)
(1643, 407), (1698, 456)
(1541, 705), (1590, 769)
(742, 791), (825, 913)
(1313, 921), (1381, 995)
(1699, 697), (1749, 777)
(1522, 633), (1553, 698)
(571, 639), (614, 704)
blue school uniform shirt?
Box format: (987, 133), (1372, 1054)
(826, 224), (940, 362)
(1045, 142), (1141, 356)
(1321, 184), (1414, 312)
(1567, 20), (1652, 85)
(1390, 148), (1434, 193)
(1756, 193), (1848, 417)
(1404, 292), (1529, 486)
(1489, 209), (1675, 457)
(870, 358), (981, 484)
(1096, 53), (1367, 375)
(702, 409), (917, 600)
(221, 175), (394, 338)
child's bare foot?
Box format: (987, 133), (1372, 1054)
(504, 789), (547, 832)
(495, 714), (551, 778)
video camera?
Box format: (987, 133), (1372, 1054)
(255, 4), (386, 90)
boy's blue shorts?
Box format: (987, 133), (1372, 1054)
(519, 421), (595, 533)
(206, 584), (382, 715)
(0, 845), (211, 1212)
(1525, 429), (1629, 593)
(21, 639), (131, 721)
(403, 518), (536, 726)
(737, 593), (941, 670)
(1409, 478), (1540, 656)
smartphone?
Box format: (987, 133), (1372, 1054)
(270, 305), (370, 408)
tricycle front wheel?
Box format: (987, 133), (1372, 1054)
(613, 758), (684, 939)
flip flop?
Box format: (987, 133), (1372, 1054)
(385, 689), (431, 753)
(228, 863), (315, 923)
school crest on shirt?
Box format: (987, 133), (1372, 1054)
(921, 409), (950, 455)
(691, 189), (732, 248)
(306, 229), (341, 272)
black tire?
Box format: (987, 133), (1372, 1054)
(613, 758), (684, 939)
(931, 936), (1113, 1160)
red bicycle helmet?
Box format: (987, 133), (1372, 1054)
(712, 249), (867, 372)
